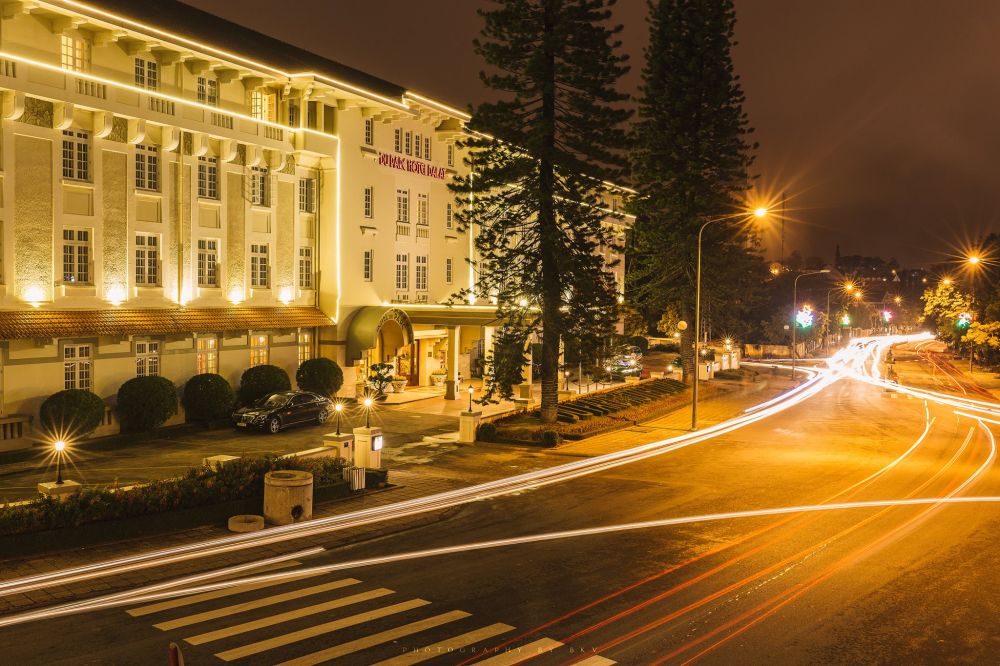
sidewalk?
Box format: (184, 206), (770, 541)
(0, 373), (793, 616)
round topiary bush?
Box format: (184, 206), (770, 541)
(182, 373), (235, 424)
(477, 422), (497, 442)
(117, 376), (178, 432)
(39, 389), (106, 439)
(541, 429), (561, 447)
(628, 335), (650, 354)
(238, 364), (291, 406)
(296, 358), (344, 397)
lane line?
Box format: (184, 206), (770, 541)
(153, 578), (360, 630)
(277, 610), (472, 666)
(213, 598), (428, 661)
(371, 623), (515, 666)
(575, 657), (617, 666)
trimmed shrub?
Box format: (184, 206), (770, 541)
(628, 336), (650, 354)
(477, 422), (497, 442)
(541, 430), (561, 447)
(238, 364), (291, 406)
(117, 376), (178, 432)
(39, 389), (106, 439)
(182, 374), (235, 424)
(296, 358), (344, 397)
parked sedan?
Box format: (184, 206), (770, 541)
(232, 391), (333, 434)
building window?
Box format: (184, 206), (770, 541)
(135, 144), (159, 191)
(250, 166), (270, 207)
(417, 194), (429, 225)
(196, 336), (218, 374)
(197, 76), (219, 106)
(64, 344), (92, 390)
(250, 243), (269, 288)
(197, 239), (219, 287)
(364, 186), (374, 218)
(414, 133), (422, 159)
(250, 334), (269, 367)
(424, 137), (431, 160)
(250, 89), (275, 121)
(134, 233), (159, 286)
(404, 131), (412, 155)
(298, 331), (312, 365)
(134, 58), (158, 90)
(446, 202), (454, 230)
(62, 130), (90, 181)
(60, 35), (90, 72)
(396, 189), (409, 223)
(394, 128), (401, 153)
(364, 118), (374, 146)
(447, 144), (454, 167)
(446, 257), (454, 284)
(287, 99), (301, 128)
(197, 156), (218, 199)
(62, 229), (91, 284)
(395, 253), (409, 291)
(298, 246), (313, 289)
(298, 178), (316, 213)
(415, 255), (428, 291)
(363, 249), (373, 282)
(135, 341), (160, 377)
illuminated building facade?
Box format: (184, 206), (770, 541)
(0, 0), (629, 449)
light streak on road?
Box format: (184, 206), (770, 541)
(0, 355), (842, 601)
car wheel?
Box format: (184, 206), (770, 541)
(316, 408), (329, 425)
(266, 416), (281, 434)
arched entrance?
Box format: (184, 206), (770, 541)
(345, 307), (417, 387)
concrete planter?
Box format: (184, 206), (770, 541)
(430, 374), (446, 387)
(391, 379), (408, 393)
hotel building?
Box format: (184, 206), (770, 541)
(0, 0), (630, 450)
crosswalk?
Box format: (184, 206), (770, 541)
(125, 564), (618, 665)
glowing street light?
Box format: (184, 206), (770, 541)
(334, 402), (344, 436)
(54, 440), (66, 485)
(363, 396), (373, 428)
(753, 207), (769, 218)
(942, 278), (953, 286)
(968, 255), (981, 266)
(467, 384), (475, 412)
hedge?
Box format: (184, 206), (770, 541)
(0, 455), (346, 537)
(117, 376), (178, 432)
(38, 389), (106, 439)
(182, 373), (235, 424)
(238, 364), (291, 406)
(296, 358), (344, 397)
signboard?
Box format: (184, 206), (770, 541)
(378, 152), (447, 180)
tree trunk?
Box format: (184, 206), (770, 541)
(538, 0), (560, 423)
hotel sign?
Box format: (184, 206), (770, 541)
(378, 152), (448, 180)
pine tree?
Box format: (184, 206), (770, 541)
(628, 0), (764, 378)
(452, 0), (631, 423)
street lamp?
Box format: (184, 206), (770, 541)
(966, 255), (983, 372)
(54, 440), (66, 485)
(563, 369), (570, 391)
(334, 402), (344, 436)
(692, 206), (771, 430)
(825, 282), (855, 354)
(792, 269), (831, 380)
(467, 384), (475, 412)
(363, 396), (373, 428)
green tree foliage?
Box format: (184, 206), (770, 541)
(296, 358), (344, 397)
(182, 374), (235, 424)
(628, 0), (766, 376)
(453, 0), (631, 421)
(921, 282), (972, 346)
(117, 376), (178, 432)
(39, 389), (106, 440)
(238, 365), (291, 406)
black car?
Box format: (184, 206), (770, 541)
(232, 391), (333, 434)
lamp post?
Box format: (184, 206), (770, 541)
(792, 269), (831, 380)
(825, 282), (854, 355)
(692, 206), (769, 430)
(54, 440), (65, 485)
(334, 402), (344, 436)
(967, 255), (982, 373)
(363, 397), (373, 429)
(467, 384), (475, 412)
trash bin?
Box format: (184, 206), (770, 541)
(350, 466), (366, 491)
(263, 470), (313, 526)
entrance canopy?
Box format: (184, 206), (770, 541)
(344, 305), (499, 363)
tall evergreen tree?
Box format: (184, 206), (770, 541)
(452, 0), (631, 423)
(628, 0), (764, 377)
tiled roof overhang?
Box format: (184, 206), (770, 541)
(0, 307), (333, 339)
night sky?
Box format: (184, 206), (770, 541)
(186, 0), (1000, 268)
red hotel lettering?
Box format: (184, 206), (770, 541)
(378, 152), (446, 180)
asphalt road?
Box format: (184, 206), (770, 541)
(4, 343), (1000, 664)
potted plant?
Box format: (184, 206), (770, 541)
(391, 376), (408, 393)
(366, 363), (394, 400)
(430, 369), (447, 387)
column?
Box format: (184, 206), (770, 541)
(445, 325), (461, 400)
